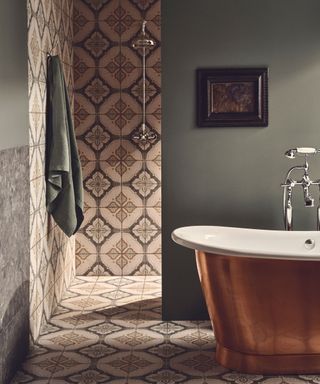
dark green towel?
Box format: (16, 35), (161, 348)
(46, 56), (84, 237)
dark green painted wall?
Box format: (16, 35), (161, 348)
(162, 0), (320, 319)
(0, 0), (28, 150)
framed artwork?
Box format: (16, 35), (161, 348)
(197, 68), (268, 127)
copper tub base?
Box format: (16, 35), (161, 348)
(216, 343), (320, 374)
(196, 251), (320, 374)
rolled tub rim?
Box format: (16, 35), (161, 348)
(172, 225), (320, 261)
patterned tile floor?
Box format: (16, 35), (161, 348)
(11, 276), (320, 384)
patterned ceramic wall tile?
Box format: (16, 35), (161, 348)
(28, 0), (75, 343)
(74, 0), (161, 275)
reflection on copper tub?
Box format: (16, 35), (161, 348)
(172, 226), (320, 374)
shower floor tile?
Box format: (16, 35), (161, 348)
(10, 276), (318, 384)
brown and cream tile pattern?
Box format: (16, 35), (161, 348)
(11, 276), (317, 384)
(28, 0), (76, 342)
(74, 0), (161, 276)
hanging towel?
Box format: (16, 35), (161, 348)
(46, 55), (84, 237)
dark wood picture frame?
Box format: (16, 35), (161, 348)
(197, 68), (268, 127)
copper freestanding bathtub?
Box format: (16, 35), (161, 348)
(172, 226), (320, 374)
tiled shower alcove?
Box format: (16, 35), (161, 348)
(28, 0), (161, 342)
(73, 0), (161, 276)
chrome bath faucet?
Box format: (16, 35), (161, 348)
(282, 147), (320, 230)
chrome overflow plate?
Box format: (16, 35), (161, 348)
(305, 239), (315, 250)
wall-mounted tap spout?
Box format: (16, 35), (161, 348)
(282, 147), (320, 230)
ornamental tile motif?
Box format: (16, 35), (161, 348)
(35, 354), (61, 373)
(48, 332), (90, 347)
(80, 344), (117, 358)
(105, 52), (136, 83)
(84, 125), (111, 151)
(132, 217), (159, 244)
(105, 238), (140, 268)
(84, 216), (112, 244)
(131, 169), (159, 198)
(84, 31), (110, 58)
(106, 5), (136, 36)
(130, 76), (158, 104)
(107, 192), (137, 222)
(89, 323), (122, 336)
(84, 170), (112, 198)
(106, 98), (136, 129)
(121, 330), (154, 346)
(106, 145), (136, 177)
(85, 77), (110, 104)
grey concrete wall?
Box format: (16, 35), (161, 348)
(0, 0), (28, 150)
(162, 0), (320, 319)
(0, 1), (29, 382)
(0, 147), (29, 383)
